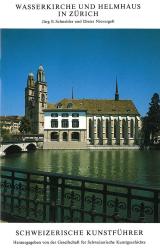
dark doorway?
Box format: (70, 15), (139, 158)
(51, 132), (59, 141)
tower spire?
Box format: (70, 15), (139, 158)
(115, 77), (119, 101)
(72, 87), (74, 99)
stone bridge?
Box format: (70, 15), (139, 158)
(0, 141), (38, 156)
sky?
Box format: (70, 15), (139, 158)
(1, 29), (160, 116)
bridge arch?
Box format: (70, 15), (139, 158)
(26, 143), (37, 151)
(4, 145), (22, 155)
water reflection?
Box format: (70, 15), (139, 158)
(1, 150), (160, 187)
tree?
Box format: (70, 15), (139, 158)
(19, 116), (31, 134)
(142, 93), (160, 145)
(0, 127), (11, 141)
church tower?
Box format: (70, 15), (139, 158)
(25, 72), (36, 133)
(34, 65), (48, 134)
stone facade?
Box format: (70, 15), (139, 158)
(86, 115), (141, 146)
(0, 116), (22, 134)
(25, 66), (47, 134)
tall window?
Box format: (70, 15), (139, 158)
(41, 93), (45, 102)
(114, 120), (117, 138)
(63, 132), (68, 141)
(89, 119), (92, 138)
(72, 119), (79, 128)
(61, 119), (69, 128)
(106, 119), (109, 138)
(122, 119), (126, 138)
(51, 119), (58, 128)
(130, 119), (134, 137)
(97, 119), (101, 138)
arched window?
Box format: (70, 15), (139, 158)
(72, 119), (79, 128)
(89, 119), (92, 138)
(51, 113), (58, 117)
(72, 113), (79, 117)
(130, 119), (134, 138)
(122, 119), (126, 138)
(62, 113), (69, 117)
(57, 103), (62, 108)
(51, 132), (59, 141)
(106, 119), (109, 138)
(41, 93), (45, 102)
(97, 119), (101, 138)
(67, 103), (73, 108)
(63, 132), (68, 141)
(71, 132), (80, 141)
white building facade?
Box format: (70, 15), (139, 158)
(44, 110), (87, 143)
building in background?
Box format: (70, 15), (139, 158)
(0, 116), (22, 134)
(25, 65), (141, 148)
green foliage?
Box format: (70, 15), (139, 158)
(0, 127), (12, 140)
(19, 116), (31, 134)
(142, 93), (160, 146)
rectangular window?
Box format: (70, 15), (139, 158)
(51, 119), (58, 128)
(72, 119), (79, 128)
(61, 119), (69, 128)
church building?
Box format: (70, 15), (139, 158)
(25, 65), (141, 149)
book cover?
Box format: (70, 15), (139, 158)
(0, 0), (160, 249)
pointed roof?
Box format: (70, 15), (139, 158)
(116, 77), (119, 94)
(72, 87), (74, 99)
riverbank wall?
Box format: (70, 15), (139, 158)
(43, 141), (140, 150)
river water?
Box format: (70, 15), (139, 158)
(1, 149), (160, 188)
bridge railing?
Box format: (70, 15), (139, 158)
(0, 166), (160, 222)
(1, 134), (44, 144)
